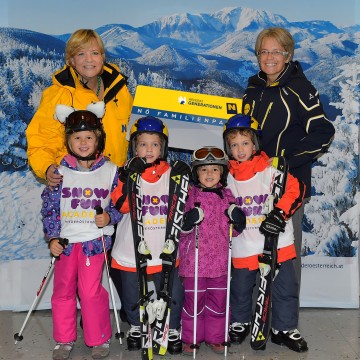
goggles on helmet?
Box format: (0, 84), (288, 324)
(65, 110), (102, 132)
(191, 146), (229, 187)
(193, 147), (226, 162)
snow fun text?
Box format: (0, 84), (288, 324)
(61, 187), (109, 210)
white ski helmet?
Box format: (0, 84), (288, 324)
(191, 146), (229, 187)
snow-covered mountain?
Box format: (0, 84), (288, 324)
(93, 6), (359, 101)
(46, 7), (359, 83)
(0, 6), (358, 263)
(0, 6), (359, 173)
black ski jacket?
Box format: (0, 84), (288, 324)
(242, 61), (335, 198)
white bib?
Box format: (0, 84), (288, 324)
(59, 161), (117, 243)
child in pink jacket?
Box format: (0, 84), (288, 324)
(178, 146), (246, 355)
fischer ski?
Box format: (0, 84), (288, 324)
(128, 170), (154, 360)
(250, 156), (288, 350)
(152, 160), (191, 356)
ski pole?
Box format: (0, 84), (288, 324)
(224, 224), (233, 357)
(192, 202), (201, 359)
(14, 237), (69, 344)
(94, 206), (124, 344)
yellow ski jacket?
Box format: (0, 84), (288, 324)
(26, 63), (133, 179)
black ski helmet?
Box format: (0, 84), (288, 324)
(191, 146), (229, 187)
(65, 110), (106, 161)
(223, 113), (262, 157)
(129, 116), (169, 158)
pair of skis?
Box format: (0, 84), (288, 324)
(127, 160), (190, 359)
(250, 156), (289, 350)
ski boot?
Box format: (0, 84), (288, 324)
(126, 325), (141, 351)
(229, 322), (250, 344)
(167, 328), (182, 355)
(52, 342), (74, 360)
(271, 328), (308, 352)
(146, 298), (167, 324)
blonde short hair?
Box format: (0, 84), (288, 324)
(255, 27), (295, 59)
(65, 29), (105, 66)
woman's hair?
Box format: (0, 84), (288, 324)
(65, 29), (105, 66)
(255, 27), (295, 59)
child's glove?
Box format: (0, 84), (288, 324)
(259, 207), (286, 236)
(124, 157), (149, 174)
(172, 160), (191, 177)
(226, 204), (246, 233)
(182, 206), (204, 232)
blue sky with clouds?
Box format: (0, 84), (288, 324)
(1, 0), (359, 34)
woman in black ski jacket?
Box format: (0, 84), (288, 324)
(241, 27), (335, 287)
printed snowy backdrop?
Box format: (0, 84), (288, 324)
(0, 6), (359, 263)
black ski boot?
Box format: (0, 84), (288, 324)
(229, 322), (250, 344)
(271, 328), (308, 352)
(167, 328), (182, 355)
(126, 325), (141, 351)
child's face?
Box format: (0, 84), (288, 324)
(228, 133), (255, 162)
(197, 164), (222, 189)
(68, 130), (98, 158)
(135, 133), (162, 163)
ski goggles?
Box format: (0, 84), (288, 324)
(65, 110), (101, 131)
(193, 147), (226, 161)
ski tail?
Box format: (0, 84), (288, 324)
(250, 156), (288, 350)
(128, 171), (153, 360)
(152, 160), (191, 355)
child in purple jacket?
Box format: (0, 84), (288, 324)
(178, 146), (246, 355)
(41, 102), (121, 360)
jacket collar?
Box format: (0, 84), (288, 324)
(63, 154), (105, 170)
(53, 64), (128, 104)
(251, 61), (304, 87)
(229, 151), (269, 180)
(142, 160), (170, 182)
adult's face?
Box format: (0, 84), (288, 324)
(70, 38), (103, 82)
(258, 36), (291, 84)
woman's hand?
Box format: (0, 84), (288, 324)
(46, 164), (63, 187)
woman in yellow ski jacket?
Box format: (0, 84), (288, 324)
(26, 29), (133, 185)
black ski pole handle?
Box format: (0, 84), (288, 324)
(50, 237), (69, 259)
(94, 206), (104, 229)
(58, 237), (69, 249)
(94, 205), (103, 215)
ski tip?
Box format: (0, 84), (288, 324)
(271, 156), (283, 169)
(250, 342), (267, 351)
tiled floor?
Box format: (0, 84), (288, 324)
(2, 307), (359, 360)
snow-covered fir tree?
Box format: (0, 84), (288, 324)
(302, 62), (359, 257)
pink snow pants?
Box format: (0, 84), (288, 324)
(181, 275), (229, 345)
(52, 243), (111, 346)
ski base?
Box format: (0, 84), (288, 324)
(152, 161), (190, 354)
(250, 157), (288, 350)
(250, 234), (278, 350)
